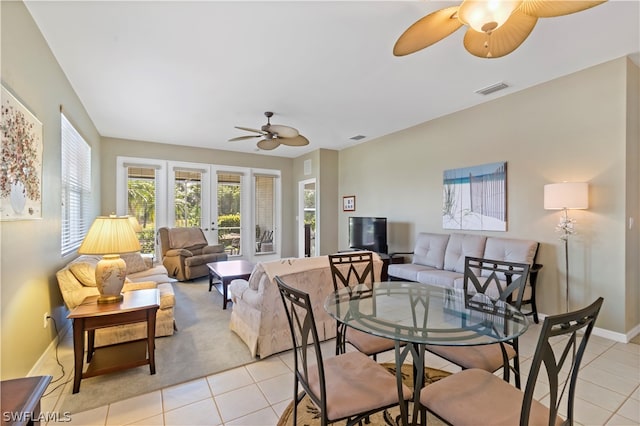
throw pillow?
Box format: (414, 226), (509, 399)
(69, 262), (97, 287)
(121, 252), (148, 274)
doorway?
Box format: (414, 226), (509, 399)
(298, 179), (317, 257)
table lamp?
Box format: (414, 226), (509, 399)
(543, 182), (589, 311)
(78, 215), (141, 303)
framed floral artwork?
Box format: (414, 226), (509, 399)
(1, 86), (43, 220)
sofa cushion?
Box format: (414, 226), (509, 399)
(388, 263), (435, 282)
(482, 237), (538, 279)
(443, 233), (487, 273)
(412, 233), (450, 269)
(69, 262), (97, 287)
(121, 252), (148, 274)
(416, 269), (463, 288)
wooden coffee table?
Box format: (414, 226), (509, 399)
(68, 289), (159, 393)
(207, 260), (254, 309)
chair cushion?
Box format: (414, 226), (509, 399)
(426, 343), (516, 372)
(69, 262), (97, 287)
(412, 233), (450, 269)
(308, 351), (412, 421)
(420, 368), (562, 426)
(346, 328), (396, 355)
(168, 227), (208, 249)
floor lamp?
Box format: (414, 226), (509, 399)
(544, 182), (589, 312)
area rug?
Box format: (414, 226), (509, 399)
(277, 364), (450, 426)
(58, 277), (256, 414)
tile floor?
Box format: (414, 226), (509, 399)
(36, 322), (639, 426)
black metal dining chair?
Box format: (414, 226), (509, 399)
(328, 252), (398, 360)
(420, 297), (604, 426)
(276, 275), (412, 426)
(425, 256), (530, 388)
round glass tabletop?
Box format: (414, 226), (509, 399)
(324, 280), (529, 346)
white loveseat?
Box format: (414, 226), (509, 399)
(388, 233), (542, 322)
(228, 254), (383, 358)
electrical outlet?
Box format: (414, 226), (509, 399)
(43, 312), (49, 328)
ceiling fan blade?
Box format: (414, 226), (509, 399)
(228, 135), (261, 141)
(235, 126), (266, 134)
(280, 135), (310, 147)
(268, 124), (299, 138)
(463, 10), (537, 58)
(393, 6), (464, 56)
(518, 0), (606, 18)
(257, 139), (280, 150)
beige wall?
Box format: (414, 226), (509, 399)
(338, 57), (639, 336)
(625, 59), (640, 331)
(1, 1), (102, 378)
(100, 137), (297, 257)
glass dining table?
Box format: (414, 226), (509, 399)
(324, 280), (529, 425)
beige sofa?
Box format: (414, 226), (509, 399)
(228, 253), (383, 358)
(388, 232), (542, 322)
(158, 227), (228, 281)
(56, 253), (177, 347)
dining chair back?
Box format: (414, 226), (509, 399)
(275, 275), (411, 426)
(420, 297), (604, 426)
(426, 256), (530, 387)
(463, 256), (530, 310)
(328, 252), (397, 358)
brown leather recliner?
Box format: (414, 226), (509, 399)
(158, 227), (228, 281)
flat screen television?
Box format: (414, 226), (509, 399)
(348, 217), (388, 254)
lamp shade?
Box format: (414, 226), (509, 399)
(544, 182), (589, 210)
(127, 215), (143, 233)
(79, 215), (141, 255)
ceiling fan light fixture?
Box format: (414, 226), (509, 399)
(458, 0), (522, 33)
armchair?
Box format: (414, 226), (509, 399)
(158, 227), (228, 281)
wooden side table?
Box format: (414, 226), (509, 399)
(68, 289), (159, 393)
(0, 376), (51, 426)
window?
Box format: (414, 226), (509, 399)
(255, 174), (277, 253)
(60, 113), (91, 256)
(127, 166), (157, 254)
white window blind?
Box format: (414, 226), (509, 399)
(61, 113), (91, 256)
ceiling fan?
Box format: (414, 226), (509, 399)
(229, 111), (309, 151)
(393, 0), (606, 59)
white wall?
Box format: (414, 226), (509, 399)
(338, 57), (639, 336)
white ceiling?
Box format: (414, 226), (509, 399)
(24, 1), (640, 158)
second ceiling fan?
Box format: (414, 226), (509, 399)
(229, 111), (309, 151)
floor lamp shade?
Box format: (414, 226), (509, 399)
(78, 215), (141, 303)
(544, 182), (589, 210)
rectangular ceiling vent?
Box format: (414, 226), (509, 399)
(350, 135), (366, 141)
(475, 82), (509, 96)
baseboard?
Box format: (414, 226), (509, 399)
(29, 321), (72, 377)
(536, 313), (637, 343)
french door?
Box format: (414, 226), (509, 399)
(117, 157), (280, 262)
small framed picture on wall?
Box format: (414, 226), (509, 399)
(343, 195), (355, 212)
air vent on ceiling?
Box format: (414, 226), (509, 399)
(350, 135), (366, 141)
(475, 82), (509, 96)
